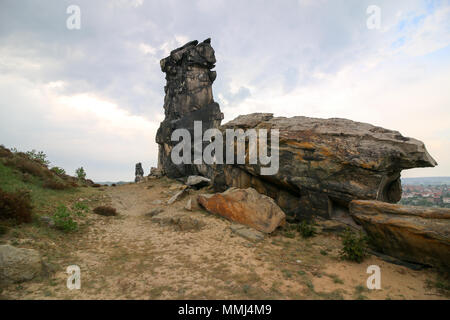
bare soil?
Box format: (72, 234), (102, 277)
(1, 178), (448, 300)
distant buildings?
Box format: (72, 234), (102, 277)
(400, 184), (449, 208)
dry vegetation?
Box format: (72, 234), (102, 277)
(1, 170), (448, 300)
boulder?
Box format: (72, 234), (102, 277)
(0, 245), (43, 284)
(349, 200), (450, 269)
(156, 39), (224, 178)
(209, 113), (437, 219)
(185, 175), (211, 188)
(197, 187), (286, 233)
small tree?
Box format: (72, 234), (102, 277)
(26, 149), (50, 167)
(75, 167), (86, 180)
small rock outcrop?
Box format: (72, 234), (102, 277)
(185, 175), (211, 189)
(156, 39), (224, 178)
(151, 211), (206, 232)
(350, 200), (450, 269)
(135, 162), (144, 182)
(209, 113), (437, 219)
(167, 187), (188, 205)
(197, 187), (286, 233)
(0, 245), (43, 285)
(230, 223), (265, 242)
(149, 167), (163, 178)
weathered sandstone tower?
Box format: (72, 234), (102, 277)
(155, 39), (223, 178)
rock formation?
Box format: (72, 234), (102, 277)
(135, 162), (144, 182)
(152, 40), (446, 267)
(156, 39), (223, 178)
(197, 187), (286, 233)
(185, 175), (211, 189)
(208, 113), (437, 219)
(350, 200), (450, 268)
(149, 167), (163, 178)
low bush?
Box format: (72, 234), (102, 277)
(5, 157), (46, 177)
(340, 228), (369, 263)
(43, 179), (70, 190)
(0, 146), (13, 158)
(21, 172), (33, 183)
(51, 166), (66, 176)
(93, 206), (117, 216)
(0, 188), (33, 223)
(297, 220), (316, 238)
(53, 205), (78, 232)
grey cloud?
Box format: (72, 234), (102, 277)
(0, 0), (445, 180)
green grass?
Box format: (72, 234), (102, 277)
(0, 161), (90, 216)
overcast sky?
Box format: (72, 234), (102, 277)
(0, 0), (449, 181)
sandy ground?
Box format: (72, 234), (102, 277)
(1, 178), (448, 300)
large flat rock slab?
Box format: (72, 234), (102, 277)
(197, 187), (286, 233)
(349, 200), (450, 269)
(210, 113), (437, 219)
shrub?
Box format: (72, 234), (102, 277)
(0, 188), (33, 223)
(0, 146), (13, 158)
(93, 206), (117, 216)
(340, 228), (369, 263)
(43, 179), (70, 190)
(75, 167), (86, 180)
(25, 149), (50, 167)
(21, 172), (32, 183)
(51, 166), (66, 176)
(92, 183), (101, 188)
(297, 220), (316, 238)
(53, 205), (78, 232)
(5, 157), (45, 177)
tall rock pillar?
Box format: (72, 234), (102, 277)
(156, 38), (223, 178)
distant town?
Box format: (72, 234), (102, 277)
(400, 177), (450, 208)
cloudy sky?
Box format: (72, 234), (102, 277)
(0, 0), (449, 181)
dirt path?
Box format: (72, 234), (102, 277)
(1, 179), (448, 300)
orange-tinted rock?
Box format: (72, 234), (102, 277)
(197, 187), (285, 233)
(208, 113), (437, 220)
(350, 200), (450, 268)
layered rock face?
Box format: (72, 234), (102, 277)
(210, 113), (437, 219)
(350, 200), (450, 268)
(156, 39), (223, 178)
